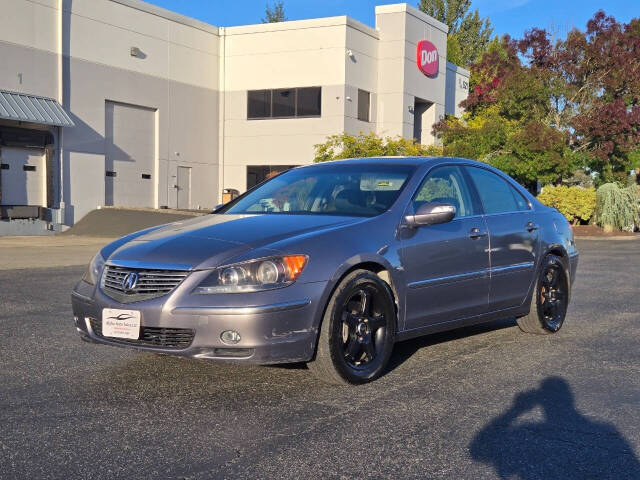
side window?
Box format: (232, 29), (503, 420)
(465, 167), (519, 215)
(511, 187), (531, 211)
(413, 166), (477, 218)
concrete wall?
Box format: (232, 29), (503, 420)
(343, 20), (379, 137)
(219, 6), (455, 194)
(0, 1), (468, 225)
(0, 0), (221, 224)
(60, 0), (221, 222)
(446, 62), (470, 118)
(219, 17), (356, 194)
(375, 4), (449, 141)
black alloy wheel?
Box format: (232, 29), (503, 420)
(340, 287), (388, 368)
(538, 260), (568, 332)
(308, 270), (396, 384)
(517, 254), (570, 334)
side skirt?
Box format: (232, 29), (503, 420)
(395, 305), (529, 343)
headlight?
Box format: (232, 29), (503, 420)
(193, 255), (308, 294)
(82, 252), (106, 285)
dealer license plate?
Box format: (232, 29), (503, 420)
(102, 308), (141, 339)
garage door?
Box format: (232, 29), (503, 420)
(105, 101), (156, 207)
(0, 147), (45, 206)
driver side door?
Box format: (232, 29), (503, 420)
(399, 165), (490, 330)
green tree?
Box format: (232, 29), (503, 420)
(262, 1), (286, 23)
(418, 0), (493, 66)
(435, 12), (640, 188)
(313, 132), (442, 163)
(446, 35), (463, 66)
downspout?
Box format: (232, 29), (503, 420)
(217, 27), (226, 204)
(57, 0), (65, 222)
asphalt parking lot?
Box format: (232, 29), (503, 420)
(1, 238), (639, 479)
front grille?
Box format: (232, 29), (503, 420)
(89, 318), (195, 349)
(101, 265), (189, 303)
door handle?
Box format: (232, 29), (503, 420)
(526, 222), (539, 232)
(468, 227), (487, 239)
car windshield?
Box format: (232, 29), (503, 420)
(222, 164), (414, 217)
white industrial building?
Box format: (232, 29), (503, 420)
(0, 0), (469, 232)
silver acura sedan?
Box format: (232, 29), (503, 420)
(72, 157), (579, 384)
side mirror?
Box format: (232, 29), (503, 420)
(405, 202), (456, 227)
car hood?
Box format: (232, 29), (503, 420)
(108, 213), (361, 270)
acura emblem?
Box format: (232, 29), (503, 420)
(122, 272), (139, 293)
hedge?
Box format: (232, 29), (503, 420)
(537, 186), (596, 225)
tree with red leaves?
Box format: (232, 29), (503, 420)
(435, 11), (640, 187)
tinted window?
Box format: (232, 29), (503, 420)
(224, 165), (413, 217)
(247, 88), (322, 119)
(247, 90), (271, 119)
(512, 187), (531, 211)
(297, 87), (321, 116)
(466, 167), (518, 214)
(246, 165), (298, 189)
(413, 165), (477, 218)
(358, 89), (370, 122)
(273, 89), (296, 117)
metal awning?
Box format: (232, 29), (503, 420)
(0, 89), (74, 127)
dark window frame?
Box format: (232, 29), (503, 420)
(272, 88), (297, 118)
(357, 89), (371, 122)
(247, 87), (322, 120)
(247, 89), (272, 119)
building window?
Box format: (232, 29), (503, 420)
(247, 165), (299, 189)
(247, 90), (272, 119)
(247, 87), (321, 119)
(297, 87), (322, 116)
(358, 89), (370, 122)
(273, 89), (296, 117)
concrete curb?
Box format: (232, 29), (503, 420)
(575, 236), (639, 241)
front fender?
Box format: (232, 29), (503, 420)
(314, 251), (405, 334)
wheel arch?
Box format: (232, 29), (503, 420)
(522, 244), (571, 309)
(310, 256), (402, 360)
(329, 257), (401, 317)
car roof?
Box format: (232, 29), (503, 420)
(299, 156), (481, 168)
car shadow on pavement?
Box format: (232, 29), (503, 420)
(469, 377), (640, 479)
(385, 317), (517, 374)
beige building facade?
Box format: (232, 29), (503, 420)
(0, 0), (468, 229)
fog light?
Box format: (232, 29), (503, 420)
(221, 330), (241, 345)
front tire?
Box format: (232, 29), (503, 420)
(308, 270), (396, 385)
(517, 254), (569, 334)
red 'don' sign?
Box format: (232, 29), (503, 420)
(417, 40), (438, 77)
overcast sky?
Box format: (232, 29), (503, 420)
(145, 0), (637, 39)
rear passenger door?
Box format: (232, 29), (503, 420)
(464, 166), (539, 311)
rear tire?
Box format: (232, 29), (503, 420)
(517, 254), (569, 334)
(308, 270), (396, 385)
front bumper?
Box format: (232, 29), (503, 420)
(569, 252), (579, 286)
(71, 274), (328, 364)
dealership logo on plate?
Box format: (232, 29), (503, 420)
(417, 40), (438, 77)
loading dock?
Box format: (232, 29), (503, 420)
(0, 146), (46, 207)
(105, 101), (157, 208)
